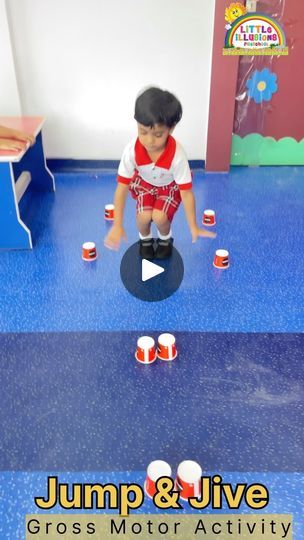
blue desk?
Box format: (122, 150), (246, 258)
(0, 117), (55, 249)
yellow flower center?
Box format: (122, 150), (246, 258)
(257, 81), (267, 91)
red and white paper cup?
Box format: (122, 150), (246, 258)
(104, 204), (115, 221)
(135, 336), (157, 364)
(176, 460), (202, 500)
(144, 460), (172, 499)
(202, 209), (216, 226)
(157, 333), (177, 361)
(82, 242), (97, 261)
(213, 249), (229, 269)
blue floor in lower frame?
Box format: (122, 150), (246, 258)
(0, 331), (303, 472)
(0, 167), (303, 539)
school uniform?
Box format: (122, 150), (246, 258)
(117, 135), (192, 222)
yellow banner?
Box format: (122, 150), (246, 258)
(223, 47), (288, 55)
(26, 514), (292, 539)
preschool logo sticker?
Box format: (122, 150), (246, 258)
(223, 4), (288, 55)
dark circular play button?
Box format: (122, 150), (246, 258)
(120, 242), (184, 302)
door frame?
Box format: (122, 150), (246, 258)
(205, 0), (243, 172)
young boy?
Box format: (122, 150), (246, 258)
(104, 87), (216, 259)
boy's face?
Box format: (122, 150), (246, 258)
(137, 123), (173, 155)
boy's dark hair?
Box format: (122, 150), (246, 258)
(134, 87), (182, 128)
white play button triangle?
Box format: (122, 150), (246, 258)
(120, 242), (184, 301)
(142, 259), (165, 282)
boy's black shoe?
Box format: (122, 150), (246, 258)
(139, 238), (155, 259)
(154, 238), (173, 259)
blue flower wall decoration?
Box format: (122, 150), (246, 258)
(246, 68), (278, 104)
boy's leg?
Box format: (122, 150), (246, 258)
(151, 209), (171, 237)
(129, 175), (156, 258)
(151, 182), (181, 259)
(152, 209), (173, 259)
(136, 210), (154, 259)
(136, 211), (153, 238)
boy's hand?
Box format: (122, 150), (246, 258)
(104, 224), (127, 251)
(190, 225), (217, 243)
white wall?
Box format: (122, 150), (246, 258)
(6, 0), (215, 159)
(0, 0), (21, 114)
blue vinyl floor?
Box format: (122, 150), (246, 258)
(0, 167), (303, 333)
(0, 166), (303, 539)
